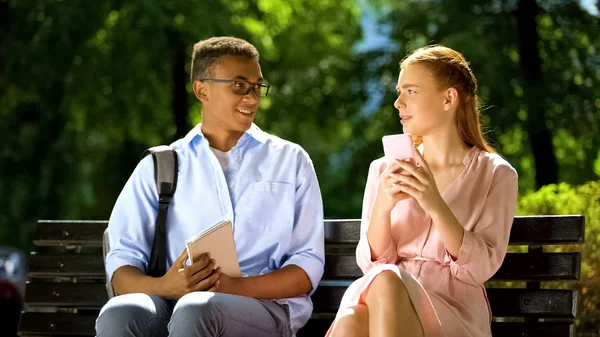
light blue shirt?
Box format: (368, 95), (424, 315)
(105, 123), (325, 332)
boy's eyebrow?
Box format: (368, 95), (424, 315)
(232, 75), (264, 82)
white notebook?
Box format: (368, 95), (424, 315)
(185, 220), (242, 277)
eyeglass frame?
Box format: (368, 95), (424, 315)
(198, 78), (271, 97)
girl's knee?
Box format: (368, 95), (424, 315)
(329, 306), (368, 337)
(370, 271), (409, 296)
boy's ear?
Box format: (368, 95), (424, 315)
(193, 80), (208, 102)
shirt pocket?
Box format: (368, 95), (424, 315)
(244, 181), (295, 232)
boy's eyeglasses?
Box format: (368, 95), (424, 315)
(199, 79), (271, 97)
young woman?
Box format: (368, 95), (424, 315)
(326, 45), (518, 337)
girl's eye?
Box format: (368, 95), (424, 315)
(408, 90), (416, 94)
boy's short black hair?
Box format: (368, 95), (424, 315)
(190, 36), (259, 82)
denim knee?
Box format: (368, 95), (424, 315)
(96, 293), (170, 337)
(170, 292), (218, 324)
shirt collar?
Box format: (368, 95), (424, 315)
(182, 123), (268, 145)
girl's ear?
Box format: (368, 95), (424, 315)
(443, 87), (459, 111)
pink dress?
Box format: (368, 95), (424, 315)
(326, 147), (518, 337)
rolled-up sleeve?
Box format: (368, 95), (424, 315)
(356, 160), (398, 274)
(281, 158), (325, 295)
(445, 166), (518, 286)
(105, 155), (158, 283)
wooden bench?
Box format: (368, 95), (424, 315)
(18, 215), (585, 337)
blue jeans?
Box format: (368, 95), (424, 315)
(95, 292), (293, 337)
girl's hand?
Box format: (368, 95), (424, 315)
(389, 148), (445, 214)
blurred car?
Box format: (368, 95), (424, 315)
(0, 246), (26, 337)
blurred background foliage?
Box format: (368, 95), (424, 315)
(516, 181), (600, 331)
(1, 0), (599, 331)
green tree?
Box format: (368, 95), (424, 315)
(0, 0), (367, 248)
(349, 0), (600, 196)
(0, 0), (124, 247)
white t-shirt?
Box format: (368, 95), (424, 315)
(210, 147), (230, 172)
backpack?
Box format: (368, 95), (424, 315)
(103, 145), (178, 298)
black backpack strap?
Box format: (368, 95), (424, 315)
(142, 145), (178, 277)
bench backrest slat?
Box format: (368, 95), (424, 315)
(27, 251), (581, 282)
(28, 254), (105, 279)
(24, 283), (107, 308)
(19, 312), (99, 336)
(34, 215), (586, 246)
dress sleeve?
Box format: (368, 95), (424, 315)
(356, 160), (398, 274)
(444, 165), (518, 286)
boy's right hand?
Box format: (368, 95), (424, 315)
(158, 250), (221, 300)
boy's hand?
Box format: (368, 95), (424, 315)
(158, 250), (221, 300)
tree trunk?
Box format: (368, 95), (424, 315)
(515, 0), (558, 188)
(168, 30), (190, 141)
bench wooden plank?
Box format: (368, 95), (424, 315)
(324, 220), (360, 244)
(24, 283), (107, 307)
(490, 321), (574, 337)
(492, 252), (581, 281)
(310, 285), (577, 318)
(326, 216), (584, 245)
(297, 319), (575, 337)
(19, 312), (575, 337)
(326, 253), (581, 281)
(19, 312), (98, 336)
(487, 289), (577, 318)
(22, 281), (578, 319)
(508, 215), (585, 245)
(28, 254), (105, 279)
(34, 216), (585, 247)
(27, 251), (581, 282)
(34, 221), (108, 247)
(23, 279), (577, 318)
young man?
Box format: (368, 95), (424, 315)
(96, 36), (325, 337)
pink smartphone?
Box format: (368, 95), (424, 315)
(382, 134), (414, 165)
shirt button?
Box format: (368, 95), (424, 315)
(229, 183), (235, 189)
(233, 156), (239, 160)
(270, 183), (276, 191)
